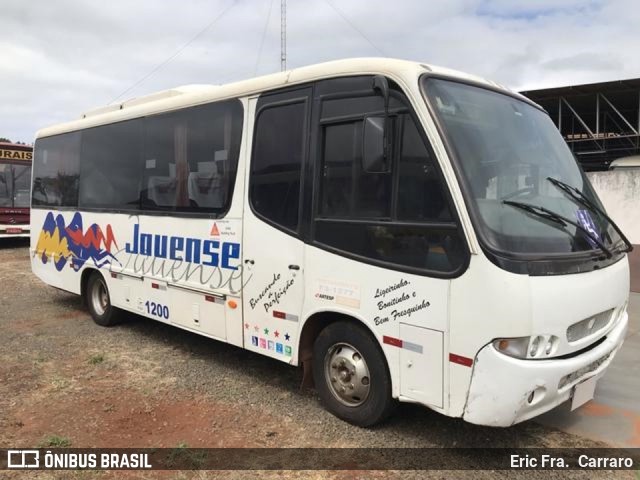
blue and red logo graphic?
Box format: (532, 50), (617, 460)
(36, 212), (119, 271)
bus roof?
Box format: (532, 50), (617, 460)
(36, 57), (522, 139)
(0, 142), (33, 150)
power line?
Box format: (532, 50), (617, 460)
(254, 0), (275, 76)
(323, 0), (386, 57)
(109, 0), (238, 104)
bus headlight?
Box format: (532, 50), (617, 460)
(493, 335), (559, 359)
(529, 336), (542, 357)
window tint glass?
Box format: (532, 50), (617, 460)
(0, 163), (31, 208)
(0, 164), (11, 207)
(251, 101), (306, 231)
(79, 119), (143, 209)
(141, 101), (243, 213)
(12, 164), (31, 207)
(423, 77), (618, 257)
(313, 81), (464, 274)
(315, 222), (465, 272)
(320, 122), (356, 217)
(32, 132), (81, 207)
(397, 114), (452, 221)
(320, 121), (391, 218)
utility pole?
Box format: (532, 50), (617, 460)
(280, 0), (287, 71)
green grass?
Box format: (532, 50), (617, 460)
(88, 354), (105, 365)
(38, 434), (72, 447)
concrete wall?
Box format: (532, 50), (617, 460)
(587, 169), (640, 292)
(587, 170), (640, 244)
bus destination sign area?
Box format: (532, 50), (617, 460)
(0, 148), (32, 161)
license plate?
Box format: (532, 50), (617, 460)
(5, 227), (23, 234)
(571, 376), (598, 410)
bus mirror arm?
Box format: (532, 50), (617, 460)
(372, 75), (391, 162)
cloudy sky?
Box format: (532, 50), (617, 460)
(3, 0), (640, 143)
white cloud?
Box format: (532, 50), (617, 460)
(1, 0), (639, 142)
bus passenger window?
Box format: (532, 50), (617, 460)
(315, 103), (465, 274)
(141, 100), (243, 215)
(250, 101), (306, 232)
(79, 119), (143, 210)
(32, 132), (81, 208)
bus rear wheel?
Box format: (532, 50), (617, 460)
(86, 271), (121, 327)
(312, 321), (394, 427)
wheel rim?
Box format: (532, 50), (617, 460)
(91, 278), (109, 316)
(324, 342), (371, 407)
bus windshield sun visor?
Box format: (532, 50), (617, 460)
(546, 176), (633, 255)
(502, 200), (613, 258)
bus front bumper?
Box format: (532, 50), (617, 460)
(0, 227), (30, 238)
(462, 312), (628, 427)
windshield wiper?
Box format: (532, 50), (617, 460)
(546, 177), (633, 254)
(503, 200), (613, 258)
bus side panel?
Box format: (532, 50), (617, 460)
(130, 215), (243, 342)
(30, 209), (244, 346)
(399, 324), (443, 408)
(301, 244), (449, 406)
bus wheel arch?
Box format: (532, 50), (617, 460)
(299, 311), (396, 426)
(80, 267), (96, 303)
(82, 269), (121, 327)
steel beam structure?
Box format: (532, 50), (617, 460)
(522, 79), (640, 171)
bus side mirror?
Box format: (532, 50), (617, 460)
(363, 116), (388, 172)
(0, 172), (5, 184)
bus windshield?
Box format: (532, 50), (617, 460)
(422, 77), (623, 258)
(0, 162), (31, 209)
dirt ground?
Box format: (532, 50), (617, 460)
(0, 238), (635, 480)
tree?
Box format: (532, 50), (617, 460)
(0, 137), (11, 143)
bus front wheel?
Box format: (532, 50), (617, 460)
(312, 322), (395, 427)
(86, 271), (121, 327)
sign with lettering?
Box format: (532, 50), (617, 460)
(0, 149), (32, 161)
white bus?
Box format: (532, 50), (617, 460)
(31, 59), (632, 427)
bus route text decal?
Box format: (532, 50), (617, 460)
(125, 224), (240, 271)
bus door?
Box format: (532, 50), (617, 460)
(241, 88), (312, 360)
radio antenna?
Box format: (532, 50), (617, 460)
(280, 0), (287, 71)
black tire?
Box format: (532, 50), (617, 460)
(85, 271), (121, 327)
(312, 321), (395, 427)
